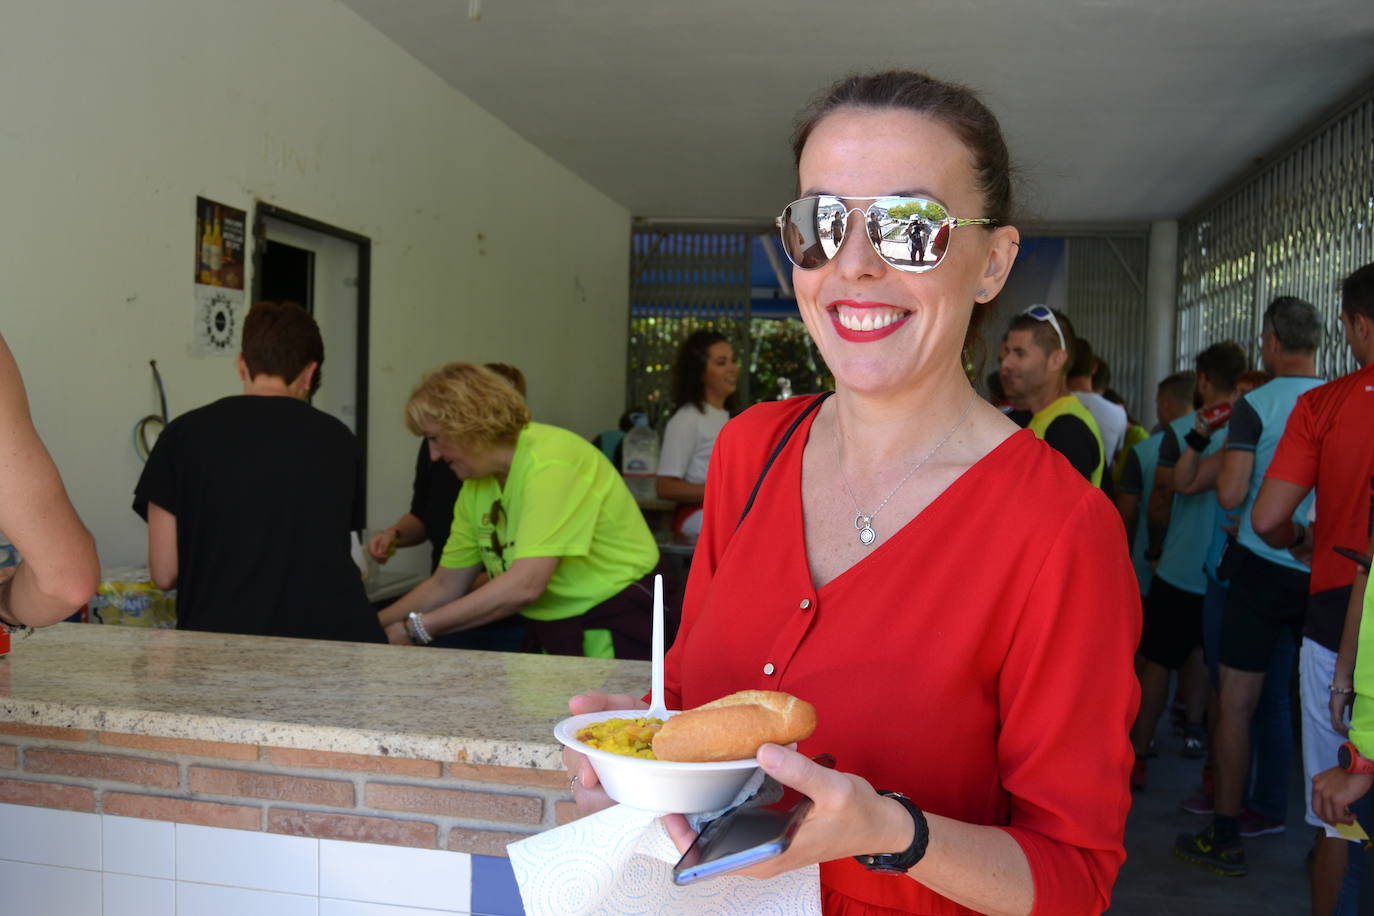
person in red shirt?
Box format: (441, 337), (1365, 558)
(1251, 261), (1374, 910)
(564, 70), (1140, 915)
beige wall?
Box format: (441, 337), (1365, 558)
(0, 0), (630, 569)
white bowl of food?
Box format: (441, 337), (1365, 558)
(554, 709), (760, 814)
(553, 691), (818, 815)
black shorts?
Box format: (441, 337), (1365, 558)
(1219, 544), (1309, 672)
(1140, 575), (1204, 670)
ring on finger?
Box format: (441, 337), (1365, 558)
(568, 773), (580, 791)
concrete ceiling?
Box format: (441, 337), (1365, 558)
(339, 0), (1374, 227)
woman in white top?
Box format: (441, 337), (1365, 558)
(655, 330), (738, 538)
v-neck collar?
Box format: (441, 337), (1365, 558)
(783, 410), (1032, 594)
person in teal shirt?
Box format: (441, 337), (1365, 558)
(379, 363), (660, 658)
(1174, 299), (1325, 879)
(1116, 371), (1195, 597)
(1130, 342), (1247, 793)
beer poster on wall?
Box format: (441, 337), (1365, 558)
(191, 197), (246, 356)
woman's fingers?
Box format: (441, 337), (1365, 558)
(1330, 693), (1352, 737)
(661, 813), (696, 854)
(568, 691), (611, 715)
(756, 744), (848, 801)
(561, 748), (613, 814)
(559, 691), (653, 815)
(560, 745), (602, 790)
(567, 692), (647, 715)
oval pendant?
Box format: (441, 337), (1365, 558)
(858, 525), (877, 546)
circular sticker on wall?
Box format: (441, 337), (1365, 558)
(201, 290), (237, 352)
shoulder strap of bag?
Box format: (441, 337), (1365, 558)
(735, 391), (834, 530)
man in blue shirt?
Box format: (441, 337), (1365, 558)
(1175, 297), (1324, 878)
(1130, 343), (1246, 791)
(1117, 371), (1196, 597)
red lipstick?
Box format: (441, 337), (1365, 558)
(828, 300), (910, 343)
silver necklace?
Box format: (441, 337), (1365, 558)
(833, 391), (976, 546)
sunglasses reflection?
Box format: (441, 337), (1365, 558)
(783, 196), (963, 272)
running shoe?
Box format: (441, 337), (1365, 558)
(1174, 824), (1247, 877)
(1181, 724), (1208, 759)
(1238, 809), (1285, 838)
(1179, 783), (1214, 815)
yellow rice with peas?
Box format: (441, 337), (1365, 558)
(576, 717), (665, 759)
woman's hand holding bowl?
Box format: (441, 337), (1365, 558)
(562, 691), (648, 815)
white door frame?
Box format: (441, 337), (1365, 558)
(251, 202), (372, 526)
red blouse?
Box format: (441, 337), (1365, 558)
(665, 397), (1141, 915)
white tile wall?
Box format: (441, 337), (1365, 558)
(0, 859), (102, 916)
(0, 802), (101, 869)
(0, 807), (483, 914)
(321, 900), (468, 915)
(104, 873), (175, 916)
(177, 822), (319, 895)
(320, 839), (471, 911)
(104, 813), (175, 878)
(177, 881), (319, 916)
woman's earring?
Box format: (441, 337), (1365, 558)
(976, 288), (988, 302)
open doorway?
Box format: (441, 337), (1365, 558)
(252, 203), (371, 520)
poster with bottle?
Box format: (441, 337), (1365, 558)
(191, 197), (247, 356)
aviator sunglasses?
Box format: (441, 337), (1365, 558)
(775, 195), (995, 273)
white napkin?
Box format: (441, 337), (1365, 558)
(508, 801), (821, 916)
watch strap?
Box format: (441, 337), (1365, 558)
(1183, 429), (1211, 452)
(1340, 742), (1374, 775)
(854, 791), (928, 873)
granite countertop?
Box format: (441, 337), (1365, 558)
(0, 624), (649, 769)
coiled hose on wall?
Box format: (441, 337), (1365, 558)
(132, 360), (168, 462)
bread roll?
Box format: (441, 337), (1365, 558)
(651, 690), (817, 762)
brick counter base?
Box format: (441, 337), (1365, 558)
(0, 722), (579, 856)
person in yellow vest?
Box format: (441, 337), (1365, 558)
(999, 305), (1105, 485)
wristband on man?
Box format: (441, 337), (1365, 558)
(1183, 429), (1211, 452)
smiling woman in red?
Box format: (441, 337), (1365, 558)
(565, 71), (1140, 915)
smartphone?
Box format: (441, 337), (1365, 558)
(1200, 402), (1233, 430)
(1334, 545), (1373, 573)
(672, 798), (812, 885)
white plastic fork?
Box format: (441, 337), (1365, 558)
(647, 573), (668, 720)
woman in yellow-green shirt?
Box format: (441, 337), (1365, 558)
(379, 363), (660, 658)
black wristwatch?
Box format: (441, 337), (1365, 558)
(855, 791), (929, 874)
(1183, 429), (1211, 452)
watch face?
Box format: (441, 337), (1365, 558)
(855, 854), (907, 874)
(1340, 744), (1354, 771)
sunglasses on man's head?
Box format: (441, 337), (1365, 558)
(1022, 305), (1067, 352)
(775, 195), (995, 273)
(488, 499), (507, 569)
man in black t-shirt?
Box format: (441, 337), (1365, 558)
(133, 302), (383, 643)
